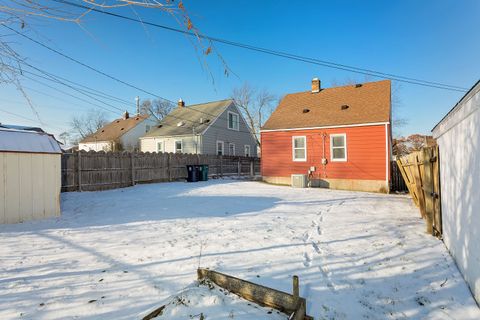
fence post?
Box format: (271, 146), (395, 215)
(220, 155), (223, 177)
(131, 152), (135, 186)
(250, 158), (254, 177)
(422, 148), (434, 235)
(167, 153), (172, 182)
(77, 151), (82, 192)
(237, 157), (241, 176)
(432, 146), (442, 237)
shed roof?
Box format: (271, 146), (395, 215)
(80, 114), (150, 143)
(262, 80), (391, 130)
(431, 79), (480, 133)
(143, 99), (233, 138)
(0, 128), (62, 154)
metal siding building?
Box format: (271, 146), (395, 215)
(432, 80), (480, 304)
(0, 129), (62, 224)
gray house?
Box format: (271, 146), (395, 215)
(140, 99), (257, 157)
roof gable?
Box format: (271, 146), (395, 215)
(262, 80), (391, 131)
(81, 114), (150, 143)
(143, 99), (233, 137)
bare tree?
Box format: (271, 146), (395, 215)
(0, 1), (228, 125)
(69, 109), (108, 143)
(58, 131), (70, 145)
(231, 83), (276, 146)
(140, 98), (174, 120)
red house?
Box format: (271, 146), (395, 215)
(261, 78), (392, 193)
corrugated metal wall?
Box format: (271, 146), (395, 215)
(0, 152), (61, 224)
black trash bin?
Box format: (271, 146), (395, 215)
(186, 165), (198, 182)
(197, 165), (203, 181)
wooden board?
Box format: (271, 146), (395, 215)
(197, 268), (313, 320)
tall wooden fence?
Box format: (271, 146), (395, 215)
(396, 146), (442, 237)
(61, 151), (261, 192)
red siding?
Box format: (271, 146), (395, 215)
(261, 124), (391, 181)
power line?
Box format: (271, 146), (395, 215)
(1, 24), (175, 102)
(21, 74), (124, 115)
(0, 107), (64, 131)
(51, 0), (468, 93)
(23, 64), (136, 107)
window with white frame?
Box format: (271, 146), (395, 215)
(156, 141), (164, 153)
(228, 143), (236, 156)
(175, 140), (183, 153)
(292, 136), (307, 161)
(216, 140), (224, 156)
(228, 111), (240, 131)
(244, 145), (251, 157)
(330, 134), (347, 161)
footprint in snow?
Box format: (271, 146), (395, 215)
(302, 232), (311, 242)
(303, 252), (312, 267)
(312, 241), (322, 254)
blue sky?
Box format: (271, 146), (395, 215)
(0, 0), (479, 138)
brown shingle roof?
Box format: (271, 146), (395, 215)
(80, 114), (150, 143)
(262, 80), (391, 130)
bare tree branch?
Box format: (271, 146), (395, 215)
(231, 83), (276, 146)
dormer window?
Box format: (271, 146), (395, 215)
(228, 111), (239, 131)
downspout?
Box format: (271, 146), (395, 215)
(321, 133), (327, 178)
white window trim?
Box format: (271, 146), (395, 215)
(292, 136), (307, 162)
(216, 140), (224, 156)
(174, 140), (183, 153)
(244, 144), (251, 157)
(228, 142), (236, 156)
(156, 140), (164, 153)
(330, 133), (347, 162)
(227, 111), (240, 131)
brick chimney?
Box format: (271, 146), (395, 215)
(123, 110), (129, 120)
(178, 98), (185, 108)
(311, 78), (321, 93)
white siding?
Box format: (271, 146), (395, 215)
(140, 135), (200, 154)
(0, 152), (61, 224)
(120, 118), (157, 151)
(432, 82), (480, 304)
(79, 141), (112, 152)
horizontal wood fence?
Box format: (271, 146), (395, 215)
(61, 151), (261, 192)
(396, 146), (442, 237)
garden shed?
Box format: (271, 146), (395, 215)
(0, 128), (62, 224)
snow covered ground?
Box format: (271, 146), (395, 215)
(0, 180), (479, 319)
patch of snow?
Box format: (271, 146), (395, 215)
(0, 180), (479, 319)
(142, 279), (287, 319)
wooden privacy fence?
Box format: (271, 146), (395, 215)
(61, 151), (261, 192)
(396, 146), (442, 237)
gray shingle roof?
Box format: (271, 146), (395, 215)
(143, 99), (233, 137)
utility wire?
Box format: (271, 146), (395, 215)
(51, 0), (468, 92)
(0, 107), (64, 131)
(23, 64), (136, 106)
(22, 74), (123, 115)
(1, 23), (176, 102)
(24, 68), (127, 112)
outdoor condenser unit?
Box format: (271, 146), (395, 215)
(291, 174), (308, 188)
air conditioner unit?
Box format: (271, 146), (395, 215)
(291, 174), (307, 188)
